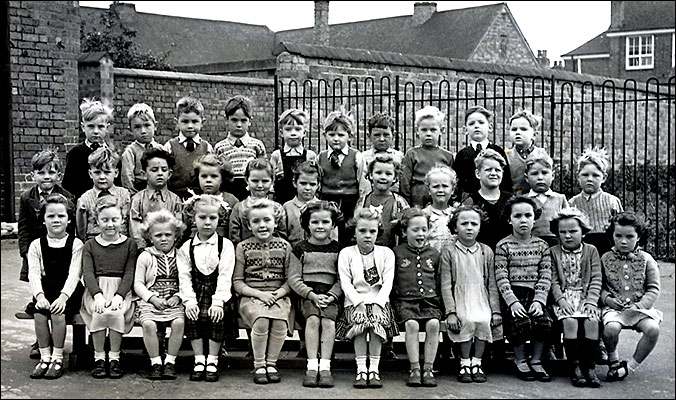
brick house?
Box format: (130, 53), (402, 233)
(561, 1), (675, 81)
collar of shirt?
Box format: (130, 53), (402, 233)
(150, 188), (168, 202)
(470, 139), (489, 152)
(134, 140), (159, 148)
(515, 142), (536, 158)
(283, 144), (304, 156)
(192, 232), (218, 247)
(562, 245), (583, 255)
(147, 246), (176, 259)
(455, 240), (479, 254)
(178, 133), (201, 145)
(428, 206), (454, 216)
(330, 146), (349, 156)
(292, 196), (317, 210)
(46, 234), (69, 247)
(611, 246), (641, 260)
(93, 186), (115, 197)
(85, 139), (105, 150)
(38, 188), (53, 197)
(227, 133), (250, 145)
(582, 189), (604, 202)
(95, 234), (127, 247)
(527, 189), (554, 201)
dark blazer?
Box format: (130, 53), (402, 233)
(18, 184), (75, 281)
(549, 243), (602, 307)
(62, 142), (122, 199)
(452, 143), (513, 197)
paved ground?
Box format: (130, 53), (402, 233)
(1, 238), (674, 399)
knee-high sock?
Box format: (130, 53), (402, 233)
(265, 322), (287, 367)
(251, 325), (269, 369)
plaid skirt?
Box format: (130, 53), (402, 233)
(184, 268), (238, 342)
(500, 285), (552, 346)
(135, 280), (185, 325)
(335, 302), (399, 341)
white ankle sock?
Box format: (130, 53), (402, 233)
(51, 347), (64, 362)
(39, 347), (51, 362)
(108, 351), (120, 361)
(165, 354), (177, 364)
(307, 358), (319, 371)
(150, 356), (162, 366)
(319, 359), (331, 371)
(460, 358), (471, 367)
(627, 357), (641, 373)
(194, 355), (206, 371)
(368, 355), (381, 373)
(471, 357), (482, 366)
(355, 355), (367, 373)
(94, 351), (106, 362)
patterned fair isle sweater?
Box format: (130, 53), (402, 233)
(494, 234), (552, 307)
(288, 239), (343, 300)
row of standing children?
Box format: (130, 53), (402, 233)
(19, 95), (660, 389)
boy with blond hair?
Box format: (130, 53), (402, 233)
(506, 110), (546, 195)
(121, 103), (164, 195)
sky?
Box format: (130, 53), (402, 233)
(79, 1), (612, 66)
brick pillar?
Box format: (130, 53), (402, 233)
(7, 1), (81, 220)
(313, 1), (329, 46)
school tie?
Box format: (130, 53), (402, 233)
(90, 142), (101, 151)
(185, 139), (195, 152)
(234, 138), (244, 148)
(329, 150), (342, 169)
(145, 142), (154, 151)
(98, 189), (112, 198)
(476, 143), (483, 153)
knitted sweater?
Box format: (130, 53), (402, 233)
(600, 248), (660, 309)
(288, 239), (343, 300)
(82, 236), (138, 298)
(494, 234), (552, 306)
(232, 236), (293, 294)
(392, 244), (440, 301)
(569, 190), (623, 233)
(338, 245), (395, 308)
(400, 146), (454, 199)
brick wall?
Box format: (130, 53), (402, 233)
(108, 69), (276, 154)
(7, 0), (81, 221)
(470, 7), (538, 68)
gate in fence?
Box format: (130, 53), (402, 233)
(274, 75), (676, 259)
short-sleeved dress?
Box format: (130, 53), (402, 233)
(135, 249), (185, 324)
(448, 241), (493, 343)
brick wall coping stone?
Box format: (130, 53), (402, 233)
(113, 68), (274, 86)
(275, 42), (671, 91)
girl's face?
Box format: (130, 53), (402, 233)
(369, 162), (397, 192)
(578, 163), (606, 195)
(97, 206), (123, 241)
(405, 216), (429, 248)
(427, 172), (454, 206)
(355, 218), (379, 254)
(226, 108), (251, 138)
(281, 122), (305, 148)
(81, 114), (109, 144)
(325, 126), (351, 151)
(199, 165), (222, 195)
(294, 172), (319, 202)
(130, 115), (156, 144)
(246, 169), (273, 199)
(612, 223), (639, 254)
(148, 221), (176, 254)
(43, 203), (69, 238)
(194, 204), (219, 240)
(509, 202), (535, 238)
(308, 210), (334, 244)
(509, 117), (536, 149)
(525, 161), (553, 194)
(475, 158), (503, 189)
(455, 210), (481, 245)
(557, 218), (583, 251)
(417, 118), (442, 147)
(248, 207), (276, 241)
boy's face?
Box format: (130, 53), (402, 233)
(194, 205), (219, 239)
(557, 218), (583, 251)
(405, 216), (429, 249)
(578, 163), (606, 195)
(145, 157), (171, 190)
(427, 172), (454, 206)
(612, 223), (639, 254)
(248, 207), (276, 241)
(43, 203), (69, 238)
(509, 117), (536, 149)
(281, 122), (305, 148)
(198, 165), (222, 195)
(509, 202), (535, 238)
(148, 221), (176, 254)
(89, 165), (118, 190)
(31, 163), (61, 192)
(97, 206), (123, 240)
(246, 169), (273, 199)
(308, 210), (334, 243)
(526, 162), (553, 193)
(370, 127), (394, 152)
(176, 111), (202, 139)
(130, 116), (156, 144)
(226, 108), (251, 139)
(293, 172), (319, 202)
(475, 158), (503, 190)
(417, 117), (442, 147)
(369, 162), (397, 192)
(325, 126), (351, 151)
(81, 114), (109, 144)
(464, 112), (492, 143)
(455, 210), (481, 245)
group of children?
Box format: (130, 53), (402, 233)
(19, 94), (661, 390)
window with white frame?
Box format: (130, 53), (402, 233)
(626, 35), (654, 70)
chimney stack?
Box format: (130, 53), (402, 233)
(413, 2), (436, 26)
(314, 1), (330, 46)
(610, 1), (626, 30)
(537, 50), (550, 68)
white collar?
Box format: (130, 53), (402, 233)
(192, 232), (218, 246)
(93, 186), (115, 196)
(178, 133), (201, 144)
(527, 189), (554, 198)
(331, 146), (349, 156)
(454, 240), (479, 254)
(283, 144), (304, 155)
(134, 139), (158, 148)
(227, 133), (250, 144)
(147, 246), (176, 258)
(470, 139), (489, 151)
(292, 196), (317, 209)
(95, 234), (127, 246)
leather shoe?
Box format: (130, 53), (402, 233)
(205, 363), (219, 382)
(44, 359), (64, 380)
(318, 370), (334, 388)
(254, 367), (268, 384)
(353, 371), (368, 388)
(266, 365), (281, 383)
(162, 362), (177, 380)
(91, 359), (107, 379)
(303, 370), (318, 387)
(407, 368), (421, 387)
(30, 360), (50, 379)
(148, 363), (162, 380)
(109, 360), (123, 379)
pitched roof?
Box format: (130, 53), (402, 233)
(561, 32), (608, 57)
(80, 6), (276, 68)
(275, 3), (507, 60)
(608, 1), (675, 32)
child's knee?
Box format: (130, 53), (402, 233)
(171, 318), (185, 330)
(425, 318), (440, 333)
(252, 319), (270, 335)
(306, 316), (320, 330)
(561, 318), (578, 337)
(603, 322), (622, 337)
(640, 321), (660, 340)
(320, 318), (335, 330)
(142, 320), (158, 334)
(405, 319), (420, 333)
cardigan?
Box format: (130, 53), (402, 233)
(338, 245), (395, 309)
(600, 248), (660, 309)
(392, 243), (441, 301)
(133, 247), (180, 302)
(569, 190), (623, 234)
(549, 243), (602, 307)
(288, 239), (343, 300)
(439, 240), (500, 317)
(232, 236), (293, 294)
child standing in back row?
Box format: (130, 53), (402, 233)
(361, 113), (404, 194)
(120, 103), (164, 195)
(505, 110), (546, 195)
(401, 106), (454, 208)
